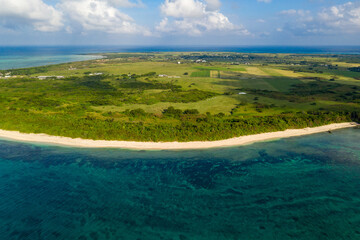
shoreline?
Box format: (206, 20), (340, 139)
(0, 122), (358, 150)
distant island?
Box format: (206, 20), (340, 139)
(0, 52), (359, 144)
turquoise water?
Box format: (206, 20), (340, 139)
(0, 54), (100, 70)
(0, 128), (359, 239)
(1, 45), (360, 70)
(0, 46), (105, 70)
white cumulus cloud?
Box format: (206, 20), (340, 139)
(105, 0), (144, 8)
(318, 2), (360, 32)
(157, 0), (248, 36)
(58, 0), (149, 35)
(279, 2), (360, 35)
(0, 0), (63, 32)
(205, 0), (221, 11)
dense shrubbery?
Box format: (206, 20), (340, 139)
(88, 98), (113, 106)
(118, 80), (180, 90)
(183, 109), (200, 115)
(6, 66), (50, 75)
(0, 107), (356, 142)
(349, 67), (360, 72)
(77, 75), (116, 91)
(128, 108), (147, 117)
(156, 89), (218, 103)
(163, 106), (183, 117)
(18, 95), (61, 108)
(163, 107), (200, 117)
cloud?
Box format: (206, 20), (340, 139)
(105, 0), (144, 8)
(58, 0), (150, 35)
(318, 2), (360, 32)
(280, 9), (313, 21)
(157, 0), (249, 36)
(279, 2), (360, 35)
(159, 0), (205, 18)
(257, 0), (272, 3)
(0, 0), (63, 32)
(205, 0), (221, 11)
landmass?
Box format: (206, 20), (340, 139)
(0, 52), (359, 144)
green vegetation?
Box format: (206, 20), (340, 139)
(0, 52), (359, 141)
(191, 70), (210, 77)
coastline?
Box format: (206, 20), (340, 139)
(0, 122), (357, 150)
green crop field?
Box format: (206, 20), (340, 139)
(191, 70), (211, 77)
(0, 52), (359, 141)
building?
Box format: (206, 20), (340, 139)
(37, 76), (65, 80)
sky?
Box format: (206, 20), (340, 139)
(0, 0), (359, 46)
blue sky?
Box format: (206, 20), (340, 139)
(0, 0), (359, 46)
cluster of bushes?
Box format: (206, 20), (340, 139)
(118, 80), (180, 91)
(5, 66), (50, 75)
(155, 89), (218, 103)
(349, 67), (360, 72)
(120, 107), (201, 119)
(18, 95), (61, 108)
(77, 75), (116, 91)
(0, 106), (357, 142)
(162, 107), (199, 117)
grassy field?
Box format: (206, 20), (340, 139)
(93, 95), (239, 115)
(191, 70), (210, 77)
(0, 52), (359, 141)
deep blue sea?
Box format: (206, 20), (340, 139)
(1, 45), (360, 70)
(0, 128), (359, 239)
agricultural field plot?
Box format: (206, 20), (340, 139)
(210, 70), (220, 78)
(0, 52), (359, 141)
(268, 68), (304, 78)
(325, 69), (360, 79)
(191, 70), (210, 77)
(217, 74), (278, 91)
(244, 67), (270, 76)
(215, 71), (301, 92)
(331, 62), (360, 68)
(193, 65), (247, 72)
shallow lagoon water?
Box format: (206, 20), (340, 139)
(1, 45), (360, 70)
(0, 54), (100, 70)
(0, 128), (359, 240)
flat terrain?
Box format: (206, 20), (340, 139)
(0, 52), (359, 141)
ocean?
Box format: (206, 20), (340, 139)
(0, 128), (359, 239)
(1, 45), (360, 70)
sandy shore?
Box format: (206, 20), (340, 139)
(0, 122), (357, 150)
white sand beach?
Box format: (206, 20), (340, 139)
(0, 122), (357, 150)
